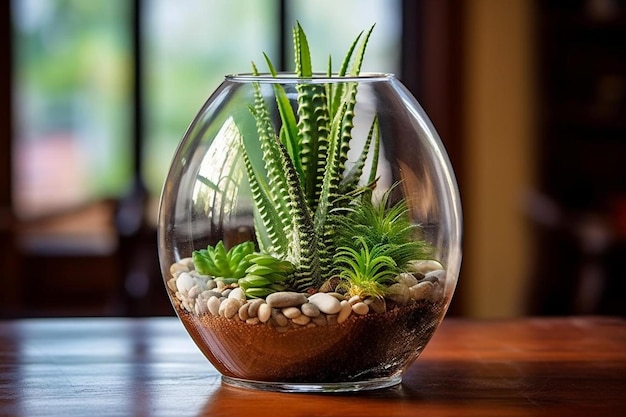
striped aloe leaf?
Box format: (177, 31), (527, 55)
(241, 147), (286, 255)
(293, 23), (331, 211)
(340, 116), (380, 193)
(242, 23), (379, 290)
(274, 139), (320, 290)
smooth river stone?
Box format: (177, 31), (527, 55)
(266, 292), (308, 308)
(386, 283), (411, 306)
(291, 314), (311, 326)
(308, 292), (342, 315)
(281, 306), (301, 319)
(219, 298), (241, 319)
(424, 269), (447, 284)
(337, 300), (352, 324)
(207, 296), (221, 316)
(257, 303), (271, 323)
(175, 272), (195, 293)
(301, 302), (321, 317)
(169, 262), (190, 277)
(397, 273), (418, 288)
(238, 302), (250, 321)
(410, 259), (444, 275)
(247, 298), (265, 318)
(410, 281), (434, 300)
(352, 302), (369, 315)
(271, 309), (289, 327)
(228, 287), (246, 301)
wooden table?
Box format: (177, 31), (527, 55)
(1, 316), (625, 416)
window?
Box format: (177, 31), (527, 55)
(288, 0), (401, 74)
(143, 0), (279, 199)
(12, 0), (401, 221)
(12, 0), (133, 219)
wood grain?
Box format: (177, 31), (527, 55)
(1, 316), (624, 416)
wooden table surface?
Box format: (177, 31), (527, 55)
(1, 316), (625, 417)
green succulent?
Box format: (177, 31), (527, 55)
(332, 186), (433, 272)
(334, 237), (399, 299)
(192, 240), (254, 281)
(238, 253), (294, 298)
(241, 22), (380, 292)
(197, 23), (438, 301)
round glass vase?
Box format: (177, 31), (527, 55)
(158, 73), (462, 393)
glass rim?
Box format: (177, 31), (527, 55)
(225, 72), (396, 84)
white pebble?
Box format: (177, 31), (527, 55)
(187, 269), (203, 278)
(228, 287), (246, 301)
(188, 285), (202, 299)
(348, 295), (361, 305)
(386, 283), (411, 305)
(410, 260), (444, 275)
(398, 273), (418, 287)
(238, 302), (250, 321)
(170, 262), (190, 277)
(266, 292), (308, 308)
(282, 307), (301, 319)
(195, 299), (208, 315)
(180, 257), (194, 268)
(337, 300), (352, 324)
(292, 314), (311, 326)
(220, 298), (241, 319)
(207, 296), (221, 316)
(176, 272), (195, 293)
(424, 269), (447, 284)
(258, 303), (271, 323)
(301, 302), (320, 317)
(308, 292), (342, 314)
(247, 299), (265, 318)
(410, 281), (434, 300)
(352, 302), (369, 315)
(271, 309), (289, 327)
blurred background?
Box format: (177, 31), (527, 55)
(1, 0), (625, 318)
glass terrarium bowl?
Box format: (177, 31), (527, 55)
(158, 73), (462, 393)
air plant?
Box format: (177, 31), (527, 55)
(332, 187), (433, 272)
(334, 237), (399, 300)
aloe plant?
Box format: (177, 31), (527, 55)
(187, 22), (438, 301)
(241, 22), (379, 292)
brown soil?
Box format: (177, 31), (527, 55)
(177, 300), (446, 383)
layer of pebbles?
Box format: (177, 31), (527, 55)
(167, 258), (447, 331)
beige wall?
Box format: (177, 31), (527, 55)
(462, 0), (536, 318)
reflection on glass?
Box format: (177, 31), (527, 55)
(143, 0), (278, 198)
